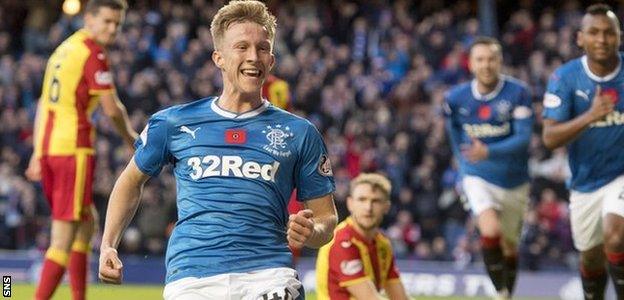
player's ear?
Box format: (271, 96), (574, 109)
(83, 12), (93, 28)
(576, 30), (584, 48)
(346, 196), (353, 212)
(268, 53), (275, 72)
(212, 50), (224, 69)
(467, 58), (474, 73)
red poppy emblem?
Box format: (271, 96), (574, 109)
(478, 105), (491, 120)
(601, 88), (619, 104)
(225, 129), (247, 144)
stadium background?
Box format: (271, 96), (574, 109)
(0, 0), (621, 298)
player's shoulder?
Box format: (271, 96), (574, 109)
(332, 220), (357, 244)
(501, 75), (531, 98)
(66, 30), (104, 53)
(374, 231), (393, 248)
(266, 105), (317, 130)
(445, 81), (471, 103)
(544, 57), (584, 91)
(553, 56), (583, 78)
(502, 75), (529, 90)
(150, 96), (215, 124)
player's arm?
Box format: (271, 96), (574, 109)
(304, 194), (337, 248)
(383, 244), (408, 300)
(445, 117), (463, 158)
(346, 280), (388, 300)
(99, 158), (150, 284)
(25, 99), (43, 181)
(542, 85), (614, 149)
(480, 110), (533, 159)
(288, 194), (337, 249)
(442, 98), (463, 157)
(100, 92), (138, 149)
(383, 279), (409, 300)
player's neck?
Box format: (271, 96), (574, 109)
(352, 223), (377, 241)
(587, 56), (620, 77)
(218, 90), (264, 113)
(476, 79), (499, 95)
(80, 28), (101, 46)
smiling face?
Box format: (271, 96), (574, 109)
(577, 13), (621, 64)
(83, 7), (124, 47)
(469, 43), (502, 87)
(347, 183), (390, 233)
(212, 21), (275, 100)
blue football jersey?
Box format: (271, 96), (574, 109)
(444, 76), (534, 188)
(134, 97), (336, 283)
(543, 54), (624, 192)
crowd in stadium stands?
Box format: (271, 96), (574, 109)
(0, 0), (609, 271)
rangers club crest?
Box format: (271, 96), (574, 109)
(262, 124), (293, 157)
(495, 100), (511, 122)
(318, 154), (333, 176)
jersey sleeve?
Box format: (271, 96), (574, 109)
(328, 239), (370, 287)
(443, 91), (463, 158)
(514, 84), (534, 119)
(295, 124), (336, 201)
(386, 251), (400, 280)
(542, 69), (573, 122)
(83, 48), (114, 95)
(133, 112), (170, 176)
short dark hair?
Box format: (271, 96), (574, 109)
(586, 3), (614, 16)
(583, 3), (620, 31)
(469, 36), (502, 55)
(85, 0), (128, 14)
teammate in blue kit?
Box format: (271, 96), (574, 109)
(444, 37), (533, 299)
(97, 1), (338, 299)
(542, 4), (624, 299)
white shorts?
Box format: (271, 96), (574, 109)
(569, 175), (624, 251)
(462, 175), (529, 244)
(163, 267), (303, 300)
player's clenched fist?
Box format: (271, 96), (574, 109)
(99, 247), (124, 284)
(287, 209), (315, 249)
(588, 85), (616, 122)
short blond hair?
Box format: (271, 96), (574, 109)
(210, 0), (277, 50)
(350, 173), (392, 200)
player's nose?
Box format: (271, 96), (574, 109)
(245, 47), (260, 63)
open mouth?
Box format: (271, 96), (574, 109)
(241, 69), (262, 78)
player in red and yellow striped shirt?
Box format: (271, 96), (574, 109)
(25, 1), (137, 299)
(316, 173), (408, 300)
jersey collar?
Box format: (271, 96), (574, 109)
(210, 97), (270, 119)
(471, 76), (505, 101)
(581, 55), (621, 82)
(346, 217), (379, 244)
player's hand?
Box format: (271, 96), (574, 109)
(461, 138), (488, 163)
(587, 85), (615, 122)
(25, 155), (41, 181)
(99, 247), (124, 284)
(287, 209), (315, 249)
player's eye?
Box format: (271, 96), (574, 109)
(587, 29), (599, 35)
